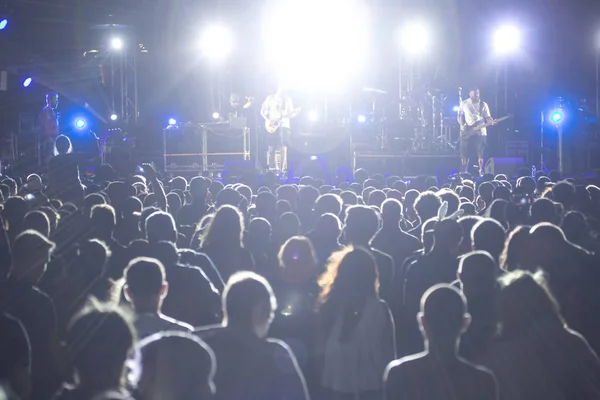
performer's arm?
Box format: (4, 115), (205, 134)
(260, 97), (270, 121)
(483, 103), (494, 124)
(457, 106), (465, 128)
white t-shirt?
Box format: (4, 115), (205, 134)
(460, 98), (491, 136)
(261, 94), (294, 129)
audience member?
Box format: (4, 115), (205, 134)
(124, 257), (193, 339)
(385, 284), (498, 400)
(196, 271), (309, 400)
(344, 205), (394, 301)
(484, 271), (600, 400)
(199, 205), (255, 280)
(53, 305), (135, 400)
(136, 331), (215, 400)
(316, 247), (395, 399)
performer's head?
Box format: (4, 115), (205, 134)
(469, 87), (480, 102)
(230, 93), (242, 108)
(46, 92), (59, 108)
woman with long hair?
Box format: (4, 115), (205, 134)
(315, 246), (395, 400)
(47, 135), (84, 205)
(499, 225), (532, 272)
(484, 270), (600, 400)
(199, 205), (254, 281)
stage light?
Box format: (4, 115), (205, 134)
(550, 110), (564, 124)
(200, 24), (233, 62)
(168, 118), (177, 126)
(399, 22), (431, 55)
(261, 0), (370, 93)
(212, 112), (220, 120)
(111, 37), (123, 50)
(494, 25), (521, 55)
(0, 19), (7, 30)
(110, 113), (118, 121)
(308, 110), (319, 122)
(453, 105), (460, 112)
(74, 118), (87, 129)
(22, 78), (32, 88)
(310, 155), (318, 161)
(357, 114), (367, 123)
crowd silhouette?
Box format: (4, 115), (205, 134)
(0, 134), (599, 399)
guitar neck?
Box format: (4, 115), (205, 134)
(474, 116), (509, 131)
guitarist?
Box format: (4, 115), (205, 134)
(458, 87), (495, 174)
(260, 86), (299, 173)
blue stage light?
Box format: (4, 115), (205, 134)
(357, 115), (367, 123)
(168, 118), (177, 126)
(22, 78), (32, 88)
(0, 19), (7, 30)
(453, 105), (460, 112)
(550, 110), (564, 124)
(74, 118), (87, 129)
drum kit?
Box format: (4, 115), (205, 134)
(356, 86), (459, 155)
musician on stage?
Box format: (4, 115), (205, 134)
(38, 92), (60, 165)
(458, 87), (494, 174)
(260, 86), (299, 173)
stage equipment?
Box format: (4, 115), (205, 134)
(484, 157), (526, 177)
(163, 121), (250, 173)
(353, 152), (459, 178)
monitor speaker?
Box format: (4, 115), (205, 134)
(484, 157), (525, 177)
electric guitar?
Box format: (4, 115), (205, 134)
(264, 108), (301, 134)
(461, 114), (512, 139)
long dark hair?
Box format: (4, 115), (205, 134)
(316, 246), (379, 340)
(202, 205), (244, 249)
(497, 270), (565, 338)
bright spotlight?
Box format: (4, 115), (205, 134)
(74, 118), (87, 129)
(400, 22), (431, 55)
(168, 118), (177, 126)
(22, 78), (32, 88)
(110, 113), (118, 121)
(0, 19), (7, 30)
(262, 0), (370, 93)
(494, 25), (521, 55)
(200, 25), (233, 62)
(550, 110), (564, 124)
(111, 37), (123, 50)
(357, 114), (367, 123)
(309, 155), (318, 161)
(212, 112), (220, 120)
(453, 105), (460, 112)
(308, 110), (319, 122)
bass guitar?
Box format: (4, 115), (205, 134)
(461, 114), (512, 139)
(264, 108), (301, 134)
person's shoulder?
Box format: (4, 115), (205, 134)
(385, 352), (427, 380)
(265, 337), (302, 373)
(401, 230), (420, 243)
(161, 314), (193, 331)
(372, 248), (393, 263)
(565, 327), (600, 357)
(194, 324), (225, 341)
(458, 358), (498, 396)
